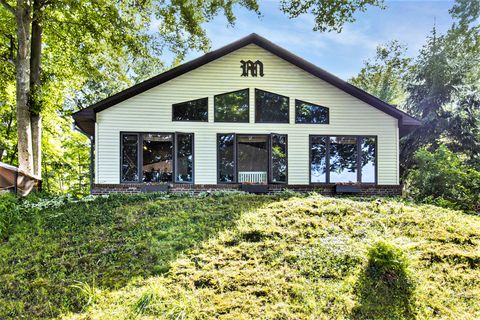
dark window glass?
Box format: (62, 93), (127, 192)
(271, 134), (287, 183)
(121, 134), (139, 182)
(255, 89), (289, 123)
(329, 136), (358, 183)
(172, 98), (208, 121)
(142, 134), (173, 182)
(218, 134), (235, 183)
(176, 133), (194, 183)
(310, 136), (327, 183)
(295, 100), (329, 124)
(361, 137), (376, 183)
(214, 89), (249, 122)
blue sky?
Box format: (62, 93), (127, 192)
(181, 0), (455, 80)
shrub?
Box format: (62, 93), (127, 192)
(0, 192), (22, 239)
(405, 145), (480, 214)
(353, 240), (415, 319)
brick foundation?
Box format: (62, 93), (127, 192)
(91, 183), (402, 196)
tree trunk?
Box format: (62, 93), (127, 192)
(30, 0), (43, 178)
(15, 0), (33, 174)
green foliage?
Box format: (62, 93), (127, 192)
(1, 193), (480, 319)
(401, 0), (480, 174)
(0, 192), (275, 318)
(349, 40), (411, 105)
(352, 240), (415, 319)
(0, 192), (21, 239)
(405, 145), (480, 213)
(280, 0), (384, 32)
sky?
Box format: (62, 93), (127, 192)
(180, 0), (455, 81)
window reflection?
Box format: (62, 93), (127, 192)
(142, 134), (173, 182)
(121, 134), (138, 182)
(271, 134), (287, 183)
(310, 135), (377, 184)
(361, 137), (376, 183)
(214, 89), (249, 122)
(310, 136), (327, 183)
(176, 134), (194, 182)
(295, 100), (329, 124)
(218, 134), (235, 182)
(255, 89), (289, 123)
(172, 98), (208, 121)
(329, 136), (358, 183)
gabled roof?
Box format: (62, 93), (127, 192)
(72, 33), (420, 137)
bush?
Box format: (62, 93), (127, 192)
(405, 145), (480, 214)
(0, 192), (22, 239)
(353, 240), (415, 319)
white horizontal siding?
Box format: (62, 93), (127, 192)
(96, 44), (399, 185)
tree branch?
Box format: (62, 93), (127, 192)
(0, 0), (15, 15)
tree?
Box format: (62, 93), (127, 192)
(0, 0), (262, 178)
(401, 1), (480, 175)
(349, 41), (411, 105)
(0, 0), (386, 192)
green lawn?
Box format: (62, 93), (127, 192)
(1, 192), (479, 319)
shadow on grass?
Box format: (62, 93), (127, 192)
(0, 193), (278, 319)
(351, 241), (416, 320)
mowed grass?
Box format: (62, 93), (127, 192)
(1, 193), (480, 319)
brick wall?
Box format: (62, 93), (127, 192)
(92, 183), (402, 196)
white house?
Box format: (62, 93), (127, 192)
(72, 34), (420, 195)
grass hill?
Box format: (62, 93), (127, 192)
(1, 192), (479, 319)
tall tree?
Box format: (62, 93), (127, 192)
(0, 0), (262, 177)
(0, 0), (386, 191)
(349, 40), (411, 105)
(401, 0), (480, 175)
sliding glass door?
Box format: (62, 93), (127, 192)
(237, 135), (269, 184)
(217, 133), (288, 184)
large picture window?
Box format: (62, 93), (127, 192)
(142, 133), (173, 182)
(295, 100), (329, 124)
(172, 98), (208, 121)
(120, 132), (194, 183)
(310, 135), (376, 184)
(255, 89), (289, 123)
(217, 133), (288, 184)
(214, 89), (249, 122)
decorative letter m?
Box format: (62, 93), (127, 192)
(240, 60), (264, 77)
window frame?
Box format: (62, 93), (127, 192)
(214, 89), (250, 123)
(216, 133), (237, 184)
(254, 88), (290, 124)
(308, 135), (377, 185)
(270, 133), (288, 184)
(294, 99), (329, 124)
(120, 132), (141, 183)
(174, 132), (195, 184)
(119, 131), (195, 184)
(172, 97), (208, 122)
